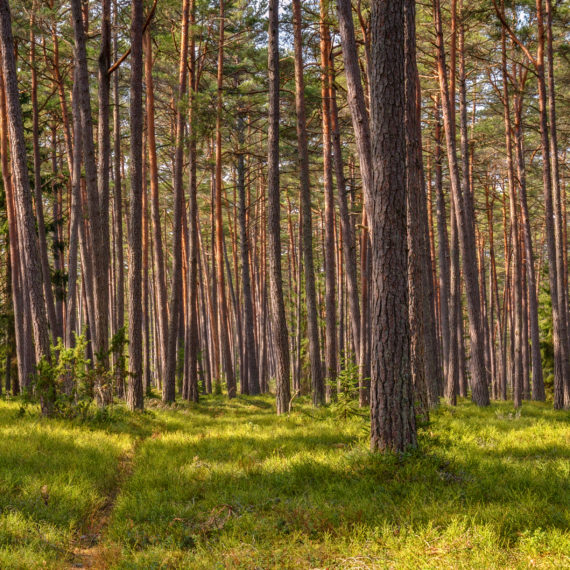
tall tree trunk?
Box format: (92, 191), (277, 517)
(70, 0), (109, 360)
(163, 0), (190, 402)
(237, 119), (259, 396)
(66, 67), (82, 350)
(513, 90), (545, 400)
(405, 0), (431, 417)
(267, 0), (291, 413)
(320, 2), (337, 399)
(330, 52), (361, 363)
(369, 0), (417, 452)
(98, 0), (112, 365)
(499, 21), (523, 407)
(433, 0), (490, 405)
(292, 0), (324, 406)
(0, 0), (53, 413)
(127, 0), (144, 410)
(185, 0), (199, 403)
(144, 27), (168, 375)
(544, 0), (569, 406)
(30, 15), (59, 344)
(434, 97), (451, 396)
(113, 0), (125, 396)
(0, 64), (30, 389)
(214, 0), (236, 398)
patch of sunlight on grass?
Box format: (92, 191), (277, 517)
(0, 398), (133, 569)
(2, 394), (570, 568)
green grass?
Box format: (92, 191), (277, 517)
(1, 395), (570, 569)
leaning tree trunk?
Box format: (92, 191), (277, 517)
(267, 0), (291, 413)
(369, 0), (417, 452)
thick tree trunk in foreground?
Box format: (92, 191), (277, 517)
(369, 0), (417, 452)
(267, 0), (291, 413)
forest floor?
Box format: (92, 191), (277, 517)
(0, 394), (569, 569)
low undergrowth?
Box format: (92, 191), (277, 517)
(0, 395), (569, 569)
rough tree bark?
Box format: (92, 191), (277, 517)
(267, 0), (291, 413)
(369, 0), (417, 451)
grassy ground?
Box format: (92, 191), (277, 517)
(1, 394), (569, 569)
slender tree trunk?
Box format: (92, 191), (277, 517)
(127, 0), (144, 410)
(267, 0), (291, 413)
(144, 27), (168, 374)
(330, 53), (361, 363)
(113, 0), (125, 396)
(214, 0), (236, 398)
(70, 0), (109, 360)
(499, 22), (523, 407)
(513, 93), (545, 400)
(433, 0), (490, 405)
(0, 64), (30, 389)
(66, 68), (82, 350)
(320, 2), (337, 400)
(185, 0), (199, 403)
(30, 16), (59, 344)
(292, 0), (324, 406)
(163, 0), (189, 402)
(98, 0), (112, 365)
